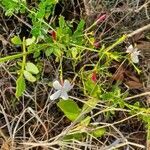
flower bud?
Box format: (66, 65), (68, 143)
(96, 14), (107, 24)
(91, 71), (97, 83)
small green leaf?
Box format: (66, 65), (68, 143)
(59, 16), (66, 29)
(53, 48), (62, 57)
(80, 116), (91, 126)
(45, 48), (53, 57)
(73, 20), (85, 36)
(26, 37), (36, 46)
(11, 36), (22, 45)
(91, 127), (106, 138)
(25, 62), (39, 74)
(15, 75), (26, 98)
(63, 132), (83, 141)
(71, 47), (78, 59)
(23, 70), (36, 82)
(82, 98), (99, 114)
(57, 99), (81, 121)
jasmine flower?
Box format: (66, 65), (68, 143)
(50, 79), (73, 100)
(126, 45), (140, 63)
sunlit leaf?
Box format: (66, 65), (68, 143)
(80, 116), (91, 126)
(91, 127), (106, 138)
(71, 47), (78, 59)
(57, 99), (81, 121)
(63, 132), (83, 141)
(23, 70), (36, 82)
(45, 48), (53, 57)
(26, 37), (36, 46)
(11, 35), (22, 45)
(82, 98), (99, 113)
(25, 62), (39, 74)
(15, 75), (26, 98)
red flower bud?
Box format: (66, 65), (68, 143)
(96, 14), (107, 24)
(48, 30), (56, 41)
(51, 31), (56, 41)
(91, 71), (97, 83)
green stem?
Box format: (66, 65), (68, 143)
(0, 51), (31, 63)
(60, 57), (63, 82)
(104, 35), (127, 52)
(70, 43), (98, 52)
(21, 37), (27, 73)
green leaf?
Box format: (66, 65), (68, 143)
(1, 0), (26, 16)
(11, 36), (22, 45)
(91, 127), (106, 138)
(23, 70), (36, 82)
(59, 16), (66, 29)
(82, 98), (99, 114)
(71, 20), (85, 45)
(71, 47), (78, 59)
(80, 116), (91, 126)
(73, 20), (85, 36)
(63, 132), (83, 141)
(53, 48), (62, 57)
(45, 48), (53, 57)
(26, 37), (36, 46)
(15, 75), (26, 98)
(57, 15), (72, 45)
(25, 62), (39, 74)
(57, 99), (81, 121)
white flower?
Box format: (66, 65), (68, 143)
(126, 45), (140, 63)
(50, 80), (73, 100)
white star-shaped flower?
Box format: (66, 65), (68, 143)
(126, 45), (140, 63)
(50, 80), (73, 100)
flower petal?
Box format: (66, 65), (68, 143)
(126, 45), (134, 53)
(131, 53), (139, 63)
(53, 80), (62, 90)
(134, 50), (140, 55)
(60, 91), (69, 100)
(50, 90), (61, 100)
(63, 80), (73, 91)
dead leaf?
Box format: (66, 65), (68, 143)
(125, 80), (143, 89)
(136, 41), (150, 50)
(112, 64), (125, 81)
(132, 32), (144, 42)
(125, 71), (140, 83)
(111, 63), (143, 89)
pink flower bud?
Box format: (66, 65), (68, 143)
(96, 14), (107, 24)
(91, 71), (97, 83)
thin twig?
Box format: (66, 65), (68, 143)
(125, 92), (150, 100)
(13, 13), (32, 29)
(127, 23), (150, 37)
(83, 0), (92, 16)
